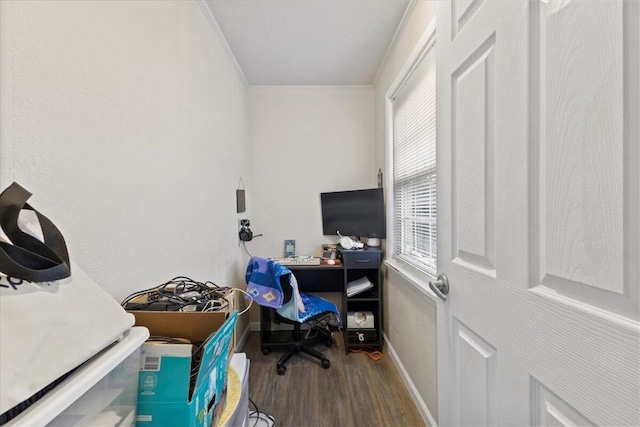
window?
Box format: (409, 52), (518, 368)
(389, 36), (436, 276)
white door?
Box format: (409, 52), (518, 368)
(435, 0), (639, 426)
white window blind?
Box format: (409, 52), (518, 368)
(391, 41), (436, 275)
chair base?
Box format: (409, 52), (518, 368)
(276, 343), (330, 375)
(259, 304), (335, 375)
(261, 321), (333, 375)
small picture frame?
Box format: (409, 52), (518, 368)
(284, 240), (296, 257)
(236, 189), (246, 213)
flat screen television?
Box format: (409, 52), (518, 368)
(320, 188), (386, 238)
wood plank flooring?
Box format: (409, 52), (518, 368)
(242, 331), (426, 427)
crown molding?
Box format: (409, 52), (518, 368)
(372, 0), (418, 86)
(249, 85), (373, 91)
(197, 0), (249, 88)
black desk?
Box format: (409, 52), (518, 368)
(286, 263), (345, 292)
(261, 248), (383, 354)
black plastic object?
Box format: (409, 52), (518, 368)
(0, 182), (71, 282)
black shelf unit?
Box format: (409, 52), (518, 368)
(341, 248), (383, 354)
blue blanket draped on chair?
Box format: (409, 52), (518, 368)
(245, 256), (288, 309)
(245, 256), (339, 323)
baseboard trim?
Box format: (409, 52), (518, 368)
(235, 322), (252, 352)
(383, 331), (438, 427)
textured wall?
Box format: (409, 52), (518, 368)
(0, 0), (251, 326)
(385, 267), (438, 423)
(247, 87), (375, 258)
(373, 0), (439, 423)
(246, 87), (375, 323)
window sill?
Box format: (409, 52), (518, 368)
(384, 259), (439, 306)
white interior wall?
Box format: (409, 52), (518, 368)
(373, 1), (439, 423)
(0, 1), (251, 337)
(247, 88), (376, 258)
(246, 87), (375, 321)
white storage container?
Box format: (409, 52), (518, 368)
(6, 327), (148, 427)
(221, 353), (250, 427)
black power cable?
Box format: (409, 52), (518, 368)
(248, 397), (275, 427)
(121, 276), (230, 313)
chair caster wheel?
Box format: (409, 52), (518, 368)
(321, 359), (330, 369)
(262, 348), (270, 355)
(277, 365), (286, 375)
(325, 339), (333, 347)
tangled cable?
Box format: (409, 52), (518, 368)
(121, 276), (253, 315)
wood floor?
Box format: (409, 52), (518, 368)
(242, 331), (426, 427)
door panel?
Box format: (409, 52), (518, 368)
(436, 0), (640, 426)
(453, 319), (497, 427)
(452, 37), (496, 275)
(532, 381), (596, 427)
(536, 0), (624, 292)
(452, 0), (487, 39)
(530, 0), (639, 319)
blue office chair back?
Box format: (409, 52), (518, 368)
(245, 257), (339, 323)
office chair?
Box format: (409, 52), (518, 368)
(246, 257), (339, 375)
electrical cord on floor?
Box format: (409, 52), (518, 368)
(349, 346), (383, 361)
(248, 397), (275, 427)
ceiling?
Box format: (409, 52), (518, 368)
(204, 0), (411, 87)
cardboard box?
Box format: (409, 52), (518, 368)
(125, 287), (236, 351)
(132, 310), (237, 427)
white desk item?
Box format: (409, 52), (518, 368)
(270, 256), (321, 266)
